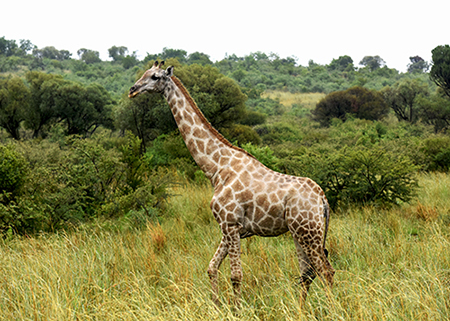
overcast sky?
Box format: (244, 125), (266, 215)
(1, 0), (448, 72)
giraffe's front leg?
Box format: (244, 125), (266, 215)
(226, 224), (243, 308)
(207, 237), (228, 306)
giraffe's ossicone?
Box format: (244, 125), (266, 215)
(129, 61), (335, 307)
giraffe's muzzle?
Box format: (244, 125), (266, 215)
(128, 86), (139, 98)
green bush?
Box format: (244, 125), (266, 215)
(418, 136), (450, 171)
(221, 124), (261, 146)
(0, 144), (28, 198)
(280, 146), (418, 209)
(0, 133), (174, 236)
(312, 86), (389, 127)
(242, 142), (281, 171)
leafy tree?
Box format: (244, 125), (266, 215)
(312, 86), (389, 126)
(0, 77), (30, 139)
(0, 37), (18, 56)
(108, 46), (128, 61)
(160, 48), (187, 63)
(416, 91), (450, 133)
(19, 39), (35, 54)
(107, 46), (139, 69)
(32, 46), (71, 60)
(382, 79), (429, 123)
(407, 55), (429, 73)
(115, 85), (178, 150)
(230, 68), (247, 82)
(24, 71), (64, 137)
(121, 53), (139, 69)
(77, 48), (101, 64)
(170, 62), (248, 128)
(430, 45), (450, 98)
(24, 72), (113, 137)
(328, 55), (354, 71)
(55, 81), (113, 135)
(359, 55), (386, 71)
(187, 52), (213, 65)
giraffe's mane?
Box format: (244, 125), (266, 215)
(171, 76), (256, 160)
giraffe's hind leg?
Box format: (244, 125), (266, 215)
(292, 237), (316, 303)
(289, 225), (335, 304)
(207, 237), (228, 306)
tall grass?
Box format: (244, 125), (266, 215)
(0, 173), (449, 320)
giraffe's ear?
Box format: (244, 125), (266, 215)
(165, 66), (174, 77)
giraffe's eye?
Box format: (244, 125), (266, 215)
(151, 74), (159, 81)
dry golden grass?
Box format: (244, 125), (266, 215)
(0, 173), (449, 320)
(262, 91), (325, 110)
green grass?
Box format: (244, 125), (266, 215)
(1, 174), (449, 320)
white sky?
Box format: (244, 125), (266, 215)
(1, 0), (448, 72)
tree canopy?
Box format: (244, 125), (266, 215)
(359, 55), (386, 71)
(382, 79), (429, 123)
(0, 77), (29, 139)
(430, 45), (450, 98)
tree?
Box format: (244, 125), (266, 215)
(160, 48), (187, 63)
(108, 46), (128, 61)
(32, 46), (71, 61)
(187, 52), (213, 65)
(328, 55), (354, 71)
(77, 48), (101, 64)
(312, 86), (389, 126)
(55, 81), (113, 135)
(176, 63), (248, 128)
(115, 92), (171, 151)
(382, 79), (429, 123)
(0, 37), (18, 56)
(407, 55), (429, 73)
(24, 71), (65, 138)
(121, 53), (139, 69)
(0, 77), (29, 139)
(417, 91), (450, 132)
(430, 45), (450, 98)
(19, 39), (35, 54)
(359, 55), (386, 71)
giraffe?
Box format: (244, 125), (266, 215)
(129, 61), (335, 307)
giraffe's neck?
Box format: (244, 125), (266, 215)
(163, 76), (249, 180)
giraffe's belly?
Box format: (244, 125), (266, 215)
(240, 207), (289, 238)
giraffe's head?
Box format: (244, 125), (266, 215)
(128, 61), (173, 98)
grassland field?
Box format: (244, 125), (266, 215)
(0, 171), (449, 320)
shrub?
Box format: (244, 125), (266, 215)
(418, 136), (450, 171)
(221, 124), (261, 146)
(280, 146), (418, 209)
(0, 133), (175, 236)
(242, 142), (281, 171)
(0, 144), (28, 198)
(312, 86), (389, 126)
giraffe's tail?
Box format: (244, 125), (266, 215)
(322, 194), (330, 258)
